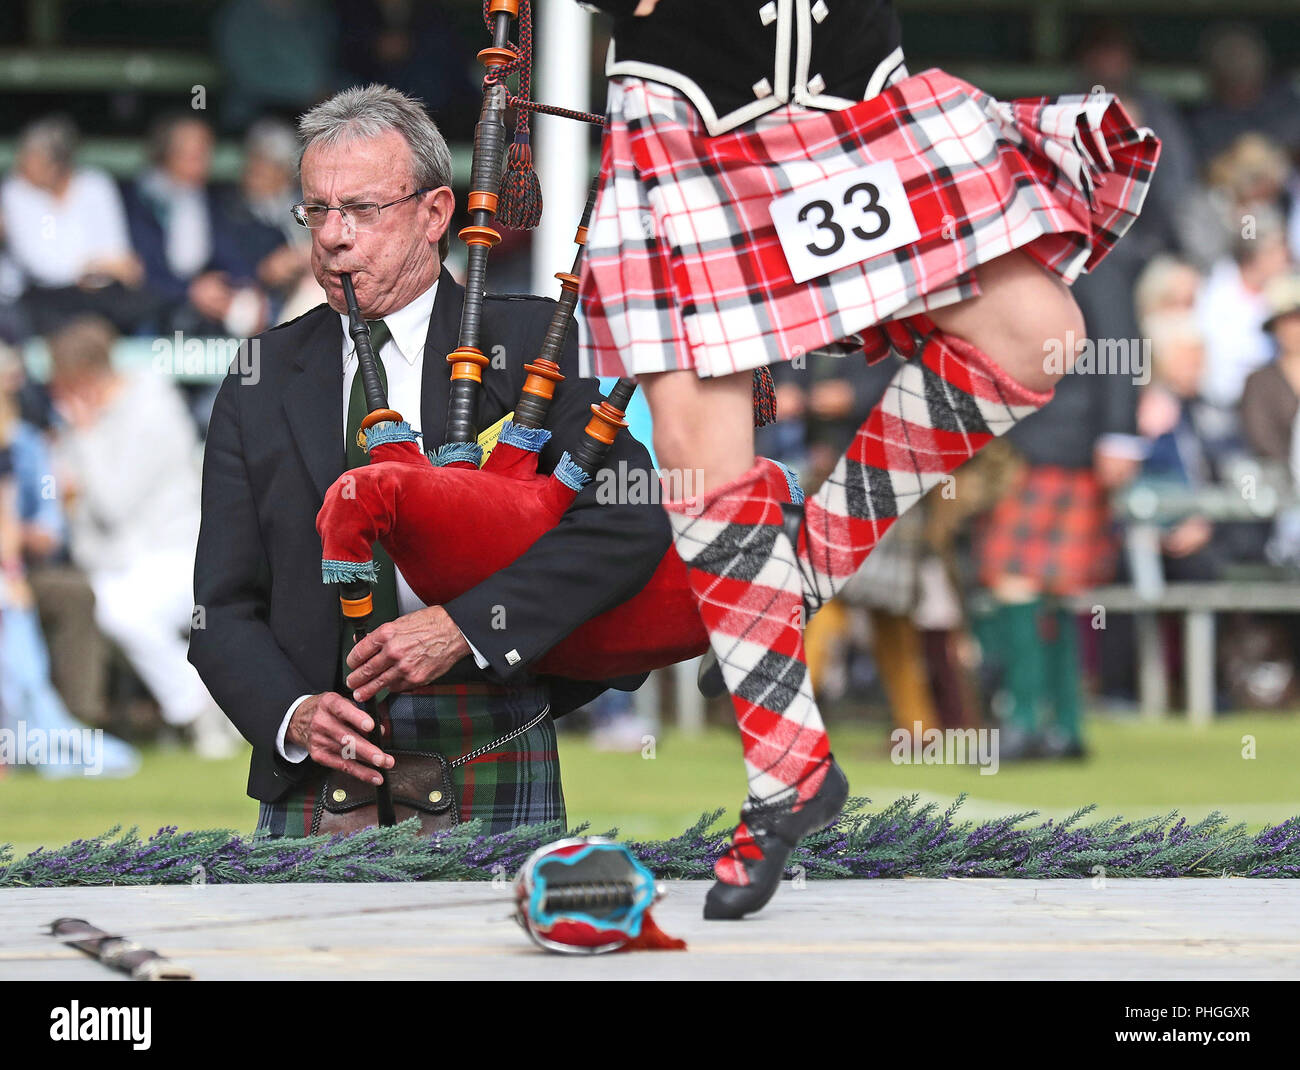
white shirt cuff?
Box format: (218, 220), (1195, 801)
(277, 695), (312, 763)
(1096, 433), (1149, 461)
(460, 629), (491, 670)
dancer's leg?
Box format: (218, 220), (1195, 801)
(795, 252), (1079, 612)
(642, 369), (846, 919)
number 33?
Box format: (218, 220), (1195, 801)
(797, 182), (892, 257)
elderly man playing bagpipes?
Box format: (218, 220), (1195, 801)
(188, 83), (671, 836)
(572, 0), (1160, 918)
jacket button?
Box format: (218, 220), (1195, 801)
(812, 0), (829, 23)
(758, 2), (776, 26)
(752, 77), (773, 99)
(807, 74), (826, 95)
(332, 788), (347, 803)
(428, 790), (443, 803)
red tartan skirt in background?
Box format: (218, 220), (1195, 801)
(579, 68), (1160, 380)
(974, 465), (1118, 597)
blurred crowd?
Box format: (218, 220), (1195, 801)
(3, 13), (1300, 769)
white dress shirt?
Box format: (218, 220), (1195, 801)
(277, 277), (490, 762)
(0, 168), (133, 287)
(1196, 258), (1274, 410)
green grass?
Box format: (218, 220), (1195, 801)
(2, 714), (1298, 859)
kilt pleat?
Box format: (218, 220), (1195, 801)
(580, 68), (1159, 379)
(255, 682), (564, 838)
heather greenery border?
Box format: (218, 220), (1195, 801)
(2, 794), (1298, 887)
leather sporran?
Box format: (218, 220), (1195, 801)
(312, 749), (459, 835)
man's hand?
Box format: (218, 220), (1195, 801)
(809, 379), (854, 420)
(21, 523), (59, 561)
(189, 271), (235, 321)
(633, 0), (661, 14)
(1163, 515), (1212, 559)
(1093, 445), (1140, 491)
(287, 692), (394, 783)
(346, 605), (471, 702)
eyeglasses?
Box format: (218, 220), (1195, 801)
(291, 188), (432, 229)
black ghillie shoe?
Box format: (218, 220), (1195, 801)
(703, 757), (849, 921)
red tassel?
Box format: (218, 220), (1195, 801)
(752, 365), (777, 427)
(617, 911), (687, 952)
(498, 136), (543, 230)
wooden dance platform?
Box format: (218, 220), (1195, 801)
(2, 878), (1296, 980)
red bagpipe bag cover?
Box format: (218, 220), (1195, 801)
(316, 422), (798, 679)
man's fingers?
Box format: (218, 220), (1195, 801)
(310, 718), (392, 772)
(312, 699), (394, 768)
(352, 663), (410, 702)
(345, 646), (397, 691)
(335, 731), (394, 770)
(320, 694), (375, 735)
(345, 624), (390, 671)
(311, 748), (387, 785)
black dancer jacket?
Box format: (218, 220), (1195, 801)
(580, 0), (904, 135)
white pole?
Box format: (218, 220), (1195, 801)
(531, 0), (592, 297)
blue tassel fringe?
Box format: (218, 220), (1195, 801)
(553, 450), (591, 492)
(428, 442), (484, 468)
(321, 559), (380, 584)
(497, 421), (552, 453)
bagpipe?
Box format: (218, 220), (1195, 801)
(315, 0), (795, 702)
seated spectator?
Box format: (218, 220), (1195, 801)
(1136, 314), (1223, 580)
(198, 119), (312, 337)
(0, 343), (108, 728)
(1195, 207), (1291, 412)
(1135, 255), (1202, 326)
(0, 116), (146, 335)
(45, 317), (240, 757)
(1178, 134), (1297, 272)
(0, 353), (137, 777)
(122, 114), (226, 335)
(1241, 275), (1300, 466)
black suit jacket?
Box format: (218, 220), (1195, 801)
(188, 274), (671, 803)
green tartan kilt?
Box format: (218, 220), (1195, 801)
(255, 682), (564, 838)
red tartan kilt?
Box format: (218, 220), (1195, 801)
(975, 465), (1117, 595)
(580, 68), (1160, 379)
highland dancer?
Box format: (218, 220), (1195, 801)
(577, 0), (1159, 918)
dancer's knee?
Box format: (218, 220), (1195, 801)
(930, 251), (1085, 395)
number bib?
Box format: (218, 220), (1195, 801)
(769, 160), (921, 284)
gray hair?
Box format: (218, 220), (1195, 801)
(297, 84), (454, 260)
(245, 117), (299, 173)
(19, 115), (78, 173)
